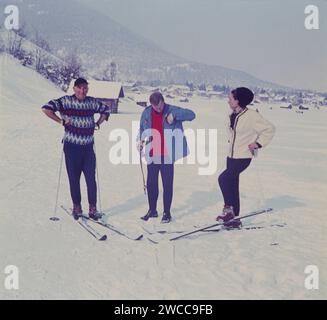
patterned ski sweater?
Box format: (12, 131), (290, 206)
(42, 95), (110, 146)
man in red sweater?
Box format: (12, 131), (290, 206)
(138, 92), (196, 223)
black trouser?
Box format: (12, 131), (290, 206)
(218, 157), (251, 216)
(147, 160), (174, 214)
(64, 142), (97, 207)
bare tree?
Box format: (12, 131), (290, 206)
(6, 23), (27, 58)
(66, 52), (82, 79)
(109, 61), (117, 81)
(32, 31), (51, 72)
(60, 51), (83, 85)
(186, 81), (195, 91)
(103, 61), (117, 81)
(198, 83), (206, 91)
(0, 30), (5, 53)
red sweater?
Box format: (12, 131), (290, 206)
(151, 109), (166, 156)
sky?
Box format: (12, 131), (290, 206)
(65, 1), (326, 91)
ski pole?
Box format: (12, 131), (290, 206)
(50, 145), (64, 221)
(139, 146), (147, 195)
(94, 142), (103, 214)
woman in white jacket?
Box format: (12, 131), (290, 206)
(217, 87), (275, 228)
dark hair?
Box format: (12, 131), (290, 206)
(74, 77), (88, 87)
(149, 92), (164, 105)
(231, 87), (254, 108)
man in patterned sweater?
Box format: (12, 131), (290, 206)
(42, 78), (110, 220)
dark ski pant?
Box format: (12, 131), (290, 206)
(218, 157), (251, 216)
(147, 159), (174, 214)
(64, 142), (97, 207)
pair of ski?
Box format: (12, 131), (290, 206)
(145, 208), (274, 243)
(61, 205), (143, 241)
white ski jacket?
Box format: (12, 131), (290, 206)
(226, 108), (275, 159)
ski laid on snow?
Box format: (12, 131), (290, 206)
(170, 208), (274, 241)
(203, 223), (285, 232)
(142, 226), (185, 236)
(61, 206), (107, 241)
(74, 213), (143, 241)
(144, 221), (284, 244)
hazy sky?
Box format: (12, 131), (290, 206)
(77, 0), (326, 91)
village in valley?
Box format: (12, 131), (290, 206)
(65, 77), (327, 116)
(122, 82), (327, 114)
(1, 26), (326, 116)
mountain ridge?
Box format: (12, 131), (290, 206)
(2, 0), (290, 89)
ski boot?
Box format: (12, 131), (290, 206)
(141, 209), (158, 221)
(161, 212), (172, 224)
(89, 205), (102, 221)
(72, 204), (83, 220)
(216, 205), (235, 223)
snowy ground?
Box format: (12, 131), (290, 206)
(0, 54), (326, 300)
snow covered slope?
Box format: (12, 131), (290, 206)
(0, 54), (326, 299)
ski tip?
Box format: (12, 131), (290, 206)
(147, 237), (159, 244)
(50, 217), (60, 221)
(99, 235), (107, 241)
(136, 235), (144, 241)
